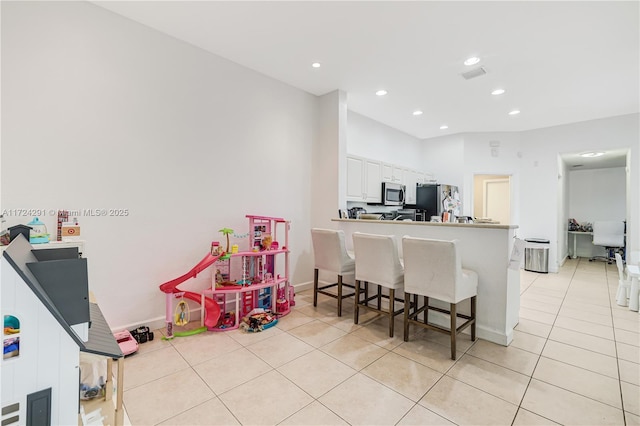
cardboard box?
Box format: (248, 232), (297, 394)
(61, 225), (81, 241)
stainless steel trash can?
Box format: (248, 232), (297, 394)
(524, 238), (550, 273)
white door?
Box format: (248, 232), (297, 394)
(483, 178), (510, 224)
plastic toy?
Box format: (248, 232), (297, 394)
(130, 326), (154, 343)
(219, 228), (234, 252)
(159, 215), (291, 337)
(27, 217), (50, 244)
(113, 330), (139, 356)
(174, 299), (189, 326)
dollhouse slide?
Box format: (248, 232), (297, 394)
(159, 253), (221, 328)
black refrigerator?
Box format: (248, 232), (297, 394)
(415, 184), (461, 220)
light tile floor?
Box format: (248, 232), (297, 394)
(123, 258), (639, 425)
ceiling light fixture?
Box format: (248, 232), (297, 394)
(412, 110), (423, 116)
(311, 62), (321, 68)
(580, 152), (604, 158)
(491, 89), (505, 95)
(464, 56), (480, 66)
(440, 125), (449, 130)
(375, 90), (388, 96)
(508, 110), (520, 115)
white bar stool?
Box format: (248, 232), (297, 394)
(311, 228), (356, 317)
(402, 236), (477, 360)
(352, 232), (405, 337)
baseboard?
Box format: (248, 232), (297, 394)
(418, 310), (512, 346)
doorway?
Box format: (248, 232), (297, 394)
(474, 174), (511, 224)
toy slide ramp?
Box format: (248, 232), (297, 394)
(159, 253), (221, 329)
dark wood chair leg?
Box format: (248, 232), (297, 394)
(424, 297), (429, 325)
(471, 296), (477, 341)
(313, 268), (319, 307)
(337, 274), (343, 317)
(404, 292), (410, 342)
(354, 280), (360, 324)
(389, 288), (395, 337)
(377, 286), (382, 310)
(450, 302), (457, 360)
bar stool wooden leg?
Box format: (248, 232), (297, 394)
(404, 292), (410, 342)
(424, 297), (429, 324)
(450, 303), (457, 360)
(388, 289), (396, 337)
(354, 279), (361, 324)
(313, 268), (319, 307)
(337, 274), (343, 317)
(471, 296), (477, 341)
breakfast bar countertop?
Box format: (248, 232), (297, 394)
(332, 218), (518, 230)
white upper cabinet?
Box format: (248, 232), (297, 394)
(382, 163), (403, 183)
(348, 155), (433, 205)
(403, 169), (425, 205)
(346, 155), (382, 203)
(364, 159), (382, 202)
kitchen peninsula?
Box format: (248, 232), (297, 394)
(333, 218), (520, 346)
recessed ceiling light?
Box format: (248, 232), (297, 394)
(375, 90), (388, 96)
(491, 89), (506, 95)
(412, 110), (423, 116)
(464, 56), (480, 66)
(508, 110), (520, 115)
(311, 62), (321, 68)
(580, 152), (604, 158)
(440, 125), (449, 130)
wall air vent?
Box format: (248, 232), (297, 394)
(461, 67), (487, 80)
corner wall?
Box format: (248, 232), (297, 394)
(1, 1), (318, 329)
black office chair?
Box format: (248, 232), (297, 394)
(589, 221), (625, 264)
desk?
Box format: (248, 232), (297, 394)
(627, 265), (639, 312)
(568, 231), (626, 259)
(568, 231), (592, 259)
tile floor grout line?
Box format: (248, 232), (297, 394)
(606, 263), (629, 425)
(510, 256), (578, 425)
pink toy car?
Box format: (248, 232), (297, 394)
(113, 330), (139, 356)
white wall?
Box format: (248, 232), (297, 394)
(569, 167), (627, 222)
(1, 1), (318, 329)
(347, 111), (423, 170)
(558, 158), (570, 262)
(460, 132), (522, 224)
(568, 167), (627, 257)
(417, 116), (637, 272)
(420, 134), (464, 187)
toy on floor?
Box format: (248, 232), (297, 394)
(159, 215), (292, 337)
(240, 308), (277, 332)
(130, 326), (154, 343)
(113, 329), (138, 356)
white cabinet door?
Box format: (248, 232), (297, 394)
(381, 163), (393, 182)
(403, 169), (420, 205)
(382, 163), (404, 183)
(346, 156), (365, 201)
(364, 159), (382, 203)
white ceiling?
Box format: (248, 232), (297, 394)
(93, 1), (638, 165)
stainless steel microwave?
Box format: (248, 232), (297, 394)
(382, 182), (405, 206)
